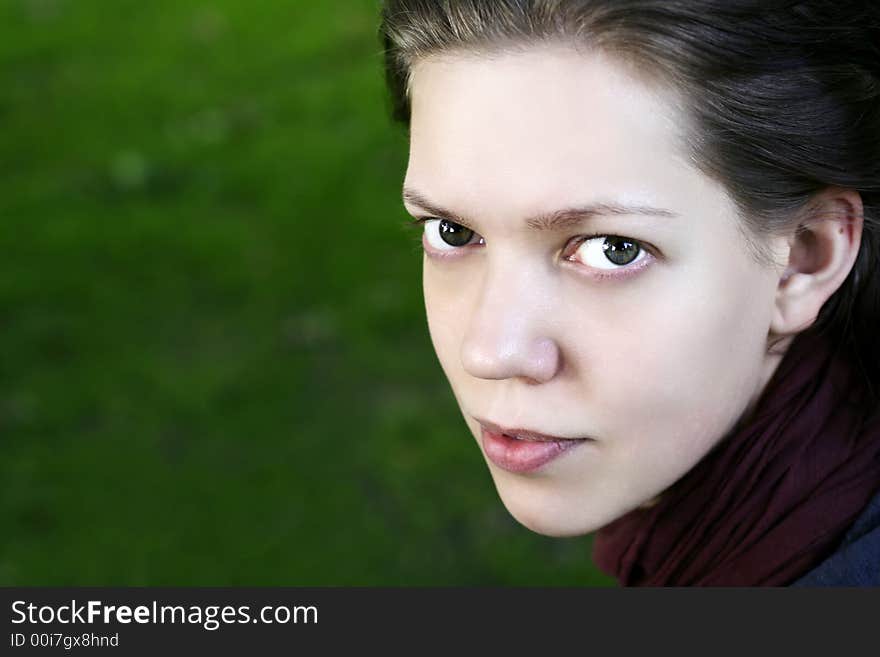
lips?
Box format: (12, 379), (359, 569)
(476, 418), (592, 473)
(477, 418), (589, 442)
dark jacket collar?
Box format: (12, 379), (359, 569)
(792, 489), (880, 586)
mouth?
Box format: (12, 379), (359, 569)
(475, 417), (592, 473)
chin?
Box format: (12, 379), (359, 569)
(493, 484), (609, 538)
(516, 517), (594, 538)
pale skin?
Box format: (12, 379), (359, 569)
(403, 44), (863, 537)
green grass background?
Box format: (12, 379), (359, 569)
(0, 0), (612, 585)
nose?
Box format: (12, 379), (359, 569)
(459, 260), (562, 384)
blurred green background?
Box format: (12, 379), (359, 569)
(0, 0), (611, 585)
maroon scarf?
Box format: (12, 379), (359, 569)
(593, 328), (880, 586)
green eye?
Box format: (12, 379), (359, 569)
(438, 219), (475, 247)
(601, 236), (641, 266)
(422, 218), (482, 252)
(574, 235), (645, 270)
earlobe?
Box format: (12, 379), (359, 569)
(769, 189), (863, 338)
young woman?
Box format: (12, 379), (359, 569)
(379, 0), (880, 585)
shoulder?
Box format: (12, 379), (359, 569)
(792, 490), (880, 587)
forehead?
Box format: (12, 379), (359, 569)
(405, 45), (693, 211)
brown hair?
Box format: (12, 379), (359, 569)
(380, 0), (880, 403)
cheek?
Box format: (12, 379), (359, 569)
(583, 260), (776, 446)
(422, 258), (471, 379)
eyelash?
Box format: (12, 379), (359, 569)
(405, 217), (656, 281)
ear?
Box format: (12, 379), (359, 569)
(769, 188), (864, 337)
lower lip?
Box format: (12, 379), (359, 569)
(480, 427), (588, 473)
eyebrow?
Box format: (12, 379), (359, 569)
(402, 187), (678, 231)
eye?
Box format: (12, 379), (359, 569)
(423, 218), (484, 252)
(566, 235), (647, 270)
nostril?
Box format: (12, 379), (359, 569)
(529, 337), (562, 382)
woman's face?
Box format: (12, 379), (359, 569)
(403, 45), (789, 536)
